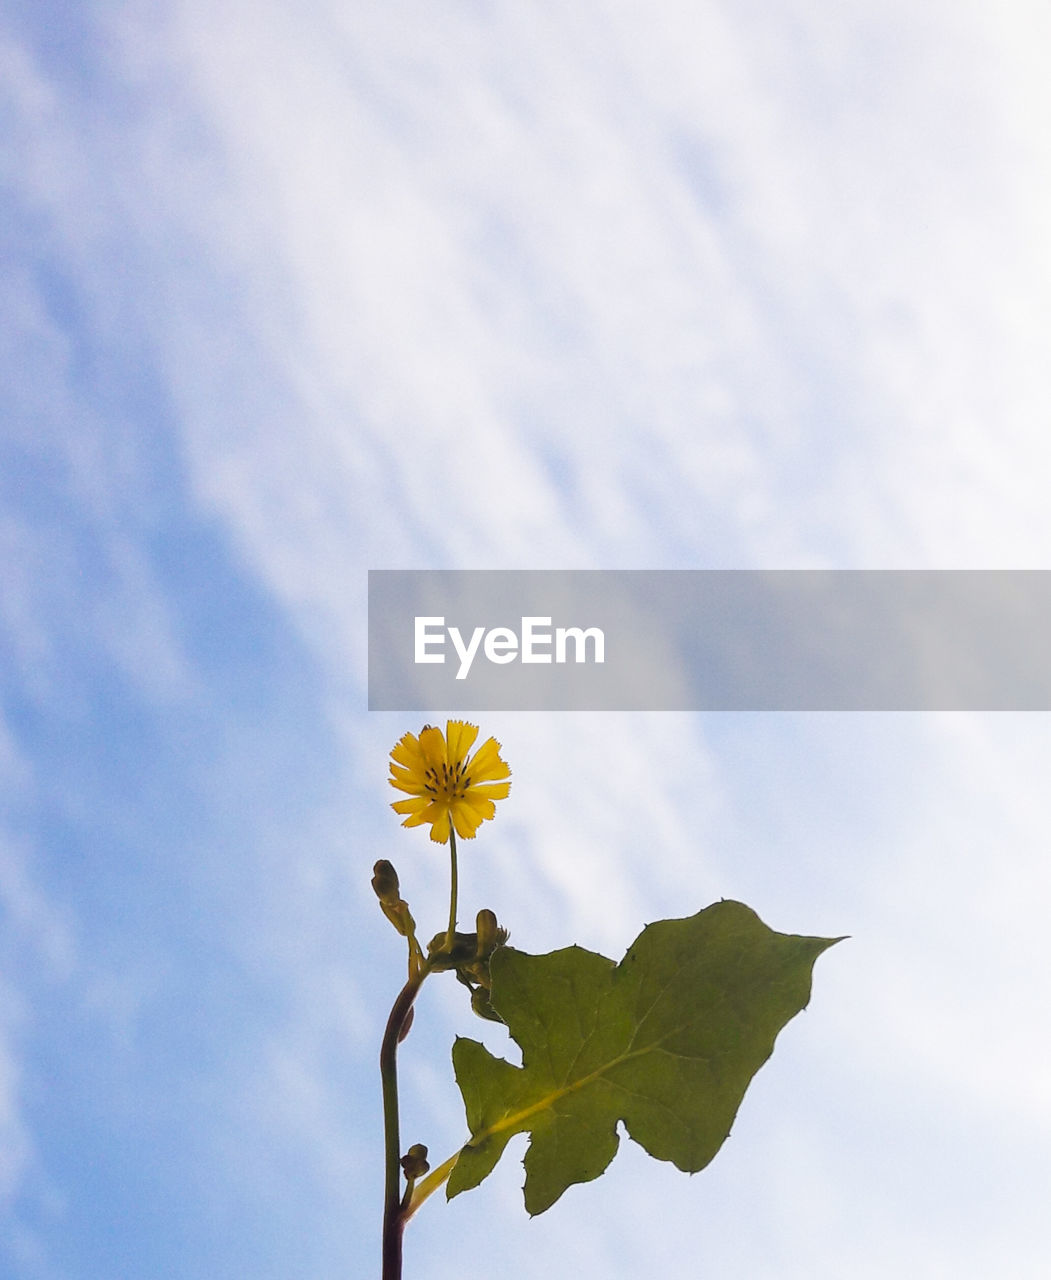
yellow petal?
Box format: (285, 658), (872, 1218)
(445, 720), (479, 765)
(460, 795), (496, 822)
(390, 732), (426, 770)
(469, 781), (511, 802)
(391, 796), (430, 815)
(389, 766), (427, 796)
(418, 725), (447, 773)
(451, 805), (482, 839)
(466, 737), (510, 783)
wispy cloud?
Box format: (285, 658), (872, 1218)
(0, 822), (76, 1277)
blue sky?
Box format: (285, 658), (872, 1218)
(4, 2), (1051, 1277)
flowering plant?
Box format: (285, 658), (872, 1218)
(374, 723), (840, 1279)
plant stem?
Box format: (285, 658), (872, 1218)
(380, 963), (430, 1280)
(445, 827), (459, 949)
(382, 828), (460, 1275)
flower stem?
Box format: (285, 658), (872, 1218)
(445, 827), (459, 950)
(380, 963), (430, 1280)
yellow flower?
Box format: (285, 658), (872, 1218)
(389, 721), (511, 843)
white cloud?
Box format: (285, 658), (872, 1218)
(0, 991), (30, 1206)
(0, 824), (76, 1280)
(65, 0), (1048, 694)
(0, 249), (197, 710)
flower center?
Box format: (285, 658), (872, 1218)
(424, 758), (470, 802)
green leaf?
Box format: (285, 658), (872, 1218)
(448, 900), (842, 1215)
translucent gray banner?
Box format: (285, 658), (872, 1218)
(368, 570), (1051, 710)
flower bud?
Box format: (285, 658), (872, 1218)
(475, 908), (509, 959)
(476, 908), (498, 955)
(400, 1143), (430, 1180)
(372, 861), (415, 938)
(371, 859), (401, 904)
